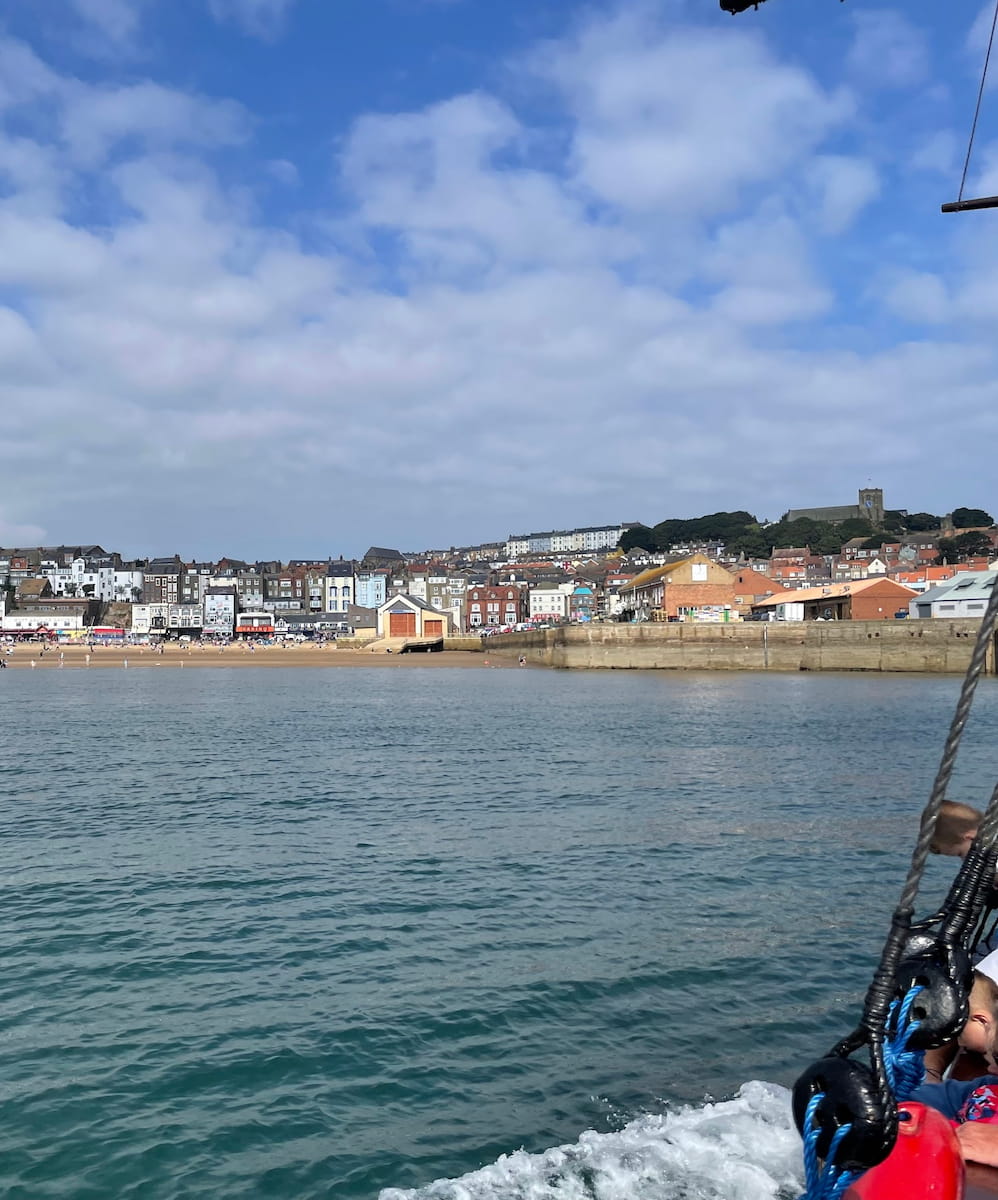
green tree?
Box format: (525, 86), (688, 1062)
(953, 531), (994, 558)
(836, 518), (877, 542)
(765, 516), (867, 556)
(952, 507), (994, 529)
(936, 538), (959, 565)
(729, 527), (772, 558)
(648, 511), (759, 551)
(651, 519), (683, 551)
(619, 525), (655, 553)
(904, 512), (941, 532)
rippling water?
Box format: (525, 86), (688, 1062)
(2, 667), (996, 1199)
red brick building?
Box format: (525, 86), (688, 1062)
(466, 585), (526, 630)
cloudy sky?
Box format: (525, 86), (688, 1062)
(2, 0), (997, 559)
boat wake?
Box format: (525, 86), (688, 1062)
(380, 1081), (803, 1200)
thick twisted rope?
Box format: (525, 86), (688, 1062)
(883, 985), (924, 1101)
(827, 575), (998, 1159)
(800, 1096), (860, 1200)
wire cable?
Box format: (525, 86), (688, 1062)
(958, 0), (998, 203)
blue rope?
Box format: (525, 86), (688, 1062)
(883, 984), (925, 1101)
(800, 985), (927, 1198)
(800, 1093), (860, 1200)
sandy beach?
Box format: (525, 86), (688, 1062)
(0, 643), (493, 669)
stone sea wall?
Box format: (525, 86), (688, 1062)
(488, 620), (993, 674)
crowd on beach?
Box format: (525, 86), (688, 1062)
(0, 636), (488, 668)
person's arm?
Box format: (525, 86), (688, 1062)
(957, 1123), (998, 1167)
(911, 1077), (977, 1119)
(924, 1042), (958, 1082)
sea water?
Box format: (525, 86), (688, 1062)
(2, 666), (996, 1199)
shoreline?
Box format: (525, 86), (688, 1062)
(0, 644), (491, 669)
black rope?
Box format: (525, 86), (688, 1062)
(854, 579), (998, 1040)
(812, 577), (998, 1166)
(896, 574), (998, 921)
(958, 0), (998, 203)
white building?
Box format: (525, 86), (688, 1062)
(528, 584), (572, 622)
(132, 603), (203, 635)
(112, 566), (144, 602)
(909, 572), (998, 619)
(324, 560), (354, 614)
(203, 589), (237, 636)
(505, 534), (531, 558)
(1, 610), (85, 632)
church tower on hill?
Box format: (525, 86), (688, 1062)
(858, 488), (884, 528)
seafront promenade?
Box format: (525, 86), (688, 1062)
(3, 620), (994, 673)
(0, 642), (487, 669)
(489, 619), (996, 674)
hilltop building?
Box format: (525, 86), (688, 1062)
(787, 487), (885, 528)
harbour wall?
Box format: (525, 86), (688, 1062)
(486, 620), (995, 674)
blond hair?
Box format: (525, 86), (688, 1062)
(930, 801), (983, 855)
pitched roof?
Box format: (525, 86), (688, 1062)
(623, 556), (694, 590)
(16, 578), (51, 598)
(378, 592), (443, 614)
(753, 577), (918, 607)
(916, 571), (998, 605)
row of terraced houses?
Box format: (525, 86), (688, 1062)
(1, 516), (997, 638)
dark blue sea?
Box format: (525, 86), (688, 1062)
(2, 667), (996, 1199)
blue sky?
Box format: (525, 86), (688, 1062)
(2, 0), (998, 559)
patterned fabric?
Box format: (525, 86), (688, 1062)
(958, 1083), (998, 1124)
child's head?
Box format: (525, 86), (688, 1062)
(961, 951), (998, 1066)
(930, 801), (983, 857)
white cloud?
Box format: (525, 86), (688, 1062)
(267, 158), (300, 186)
(880, 271), (950, 323)
(0, 211), (108, 291)
(2, 4), (998, 553)
(341, 93), (632, 273)
(68, 0), (145, 47)
(0, 37), (63, 111)
(910, 131), (959, 175)
(803, 155), (880, 235)
(847, 11), (930, 89)
(206, 0), (297, 39)
(0, 510), (47, 546)
(62, 82), (250, 167)
(534, 12), (849, 217)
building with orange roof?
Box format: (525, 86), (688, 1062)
(729, 567), (791, 615)
(751, 577), (918, 621)
(619, 554), (739, 622)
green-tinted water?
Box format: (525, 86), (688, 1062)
(2, 668), (994, 1198)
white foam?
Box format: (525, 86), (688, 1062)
(380, 1081), (804, 1200)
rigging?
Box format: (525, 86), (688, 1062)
(718, 0), (998, 212)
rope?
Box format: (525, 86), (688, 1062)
(802, 577), (998, 1176)
(853, 576), (998, 1068)
(800, 1094), (860, 1200)
(958, 0), (998, 203)
(899, 574), (998, 920)
(882, 985), (924, 1101)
